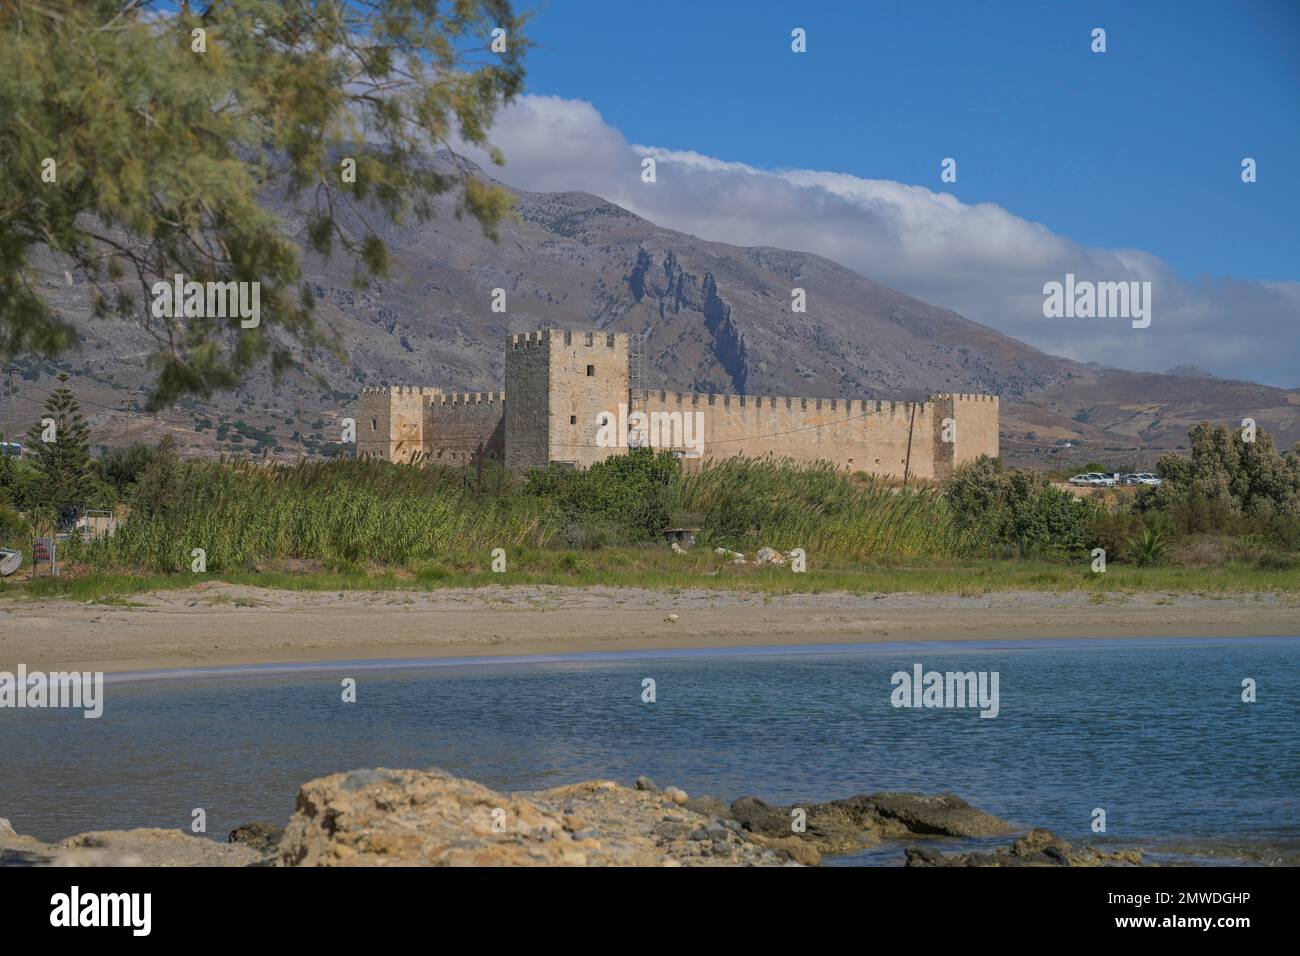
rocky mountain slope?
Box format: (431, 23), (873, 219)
(4, 153), (1296, 468)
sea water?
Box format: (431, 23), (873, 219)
(1, 637), (1296, 865)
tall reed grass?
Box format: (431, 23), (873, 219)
(681, 457), (976, 558)
(75, 458), (556, 572)
(70, 454), (975, 573)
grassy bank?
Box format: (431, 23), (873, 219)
(44, 453), (979, 573)
(5, 432), (1297, 598)
(4, 549), (1297, 605)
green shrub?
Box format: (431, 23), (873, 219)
(1148, 422), (1300, 538)
(1127, 528), (1169, 567)
(945, 456), (1100, 558)
(0, 503), (28, 543)
(1089, 509), (1144, 562)
(1255, 551), (1297, 571)
(523, 448), (682, 544)
(97, 443), (167, 494)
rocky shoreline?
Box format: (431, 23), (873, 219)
(1, 767), (1145, 867)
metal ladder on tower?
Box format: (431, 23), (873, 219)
(628, 331), (648, 408)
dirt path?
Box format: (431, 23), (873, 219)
(2, 583), (1297, 674)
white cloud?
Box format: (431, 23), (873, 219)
(459, 95), (1300, 388)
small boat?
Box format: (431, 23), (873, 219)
(0, 547), (22, 577)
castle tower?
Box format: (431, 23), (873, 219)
(929, 393), (1000, 479)
(357, 386), (440, 462)
(504, 330), (631, 470)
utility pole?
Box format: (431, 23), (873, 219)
(1, 366), (17, 455)
(902, 401), (917, 488)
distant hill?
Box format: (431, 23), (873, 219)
(1165, 365), (1217, 379)
(5, 152), (1297, 468)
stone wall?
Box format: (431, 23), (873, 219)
(358, 386), (437, 463)
(634, 389), (945, 479)
(424, 392), (506, 465)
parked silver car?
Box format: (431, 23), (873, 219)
(1122, 472), (1163, 487)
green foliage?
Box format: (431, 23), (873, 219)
(581, 449), (681, 539)
(944, 455), (1101, 558)
(1253, 551), (1297, 572)
(0, 502), (28, 543)
(1015, 487), (1101, 557)
(1061, 421), (1300, 565)
(682, 457), (972, 558)
(68, 452), (993, 573)
(1126, 528), (1168, 567)
(0, 454), (41, 512)
(97, 442), (168, 494)
(78, 456), (556, 572)
(14, 554), (1300, 604)
(523, 448), (681, 544)
(1089, 508), (1144, 562)
(0, 452), (18, 509)
(0, 0), (529, 406)
(126, 436), (186, 519)
(1145, 422), (1300, 541)
(23, 377), (94, 524)
(59, 439), (1298, 577)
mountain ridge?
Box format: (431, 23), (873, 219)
(5, 153), (1297, 467)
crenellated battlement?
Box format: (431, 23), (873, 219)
(427, 390), (505, 407)
(509, 329), (629, 350)
(631, 389), (939, 416)
(360, 385), (443, 397)
(508, 330), (549, 349)
(932, 392), (999, 404)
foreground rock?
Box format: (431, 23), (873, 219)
(0, 817), (262, 867)
(729, 791), (1013, 858)
(904, 828), (1144, 867)
(228, 822), (284, 856)
(274, 770), (1023, 866)
(1, 770), (1142, 868)
(277, 768), (791, 866)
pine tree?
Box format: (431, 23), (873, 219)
(25, 375), (93, 527)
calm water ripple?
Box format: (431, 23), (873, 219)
(2, 637), (1297, 865)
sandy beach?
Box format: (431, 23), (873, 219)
(2, 583), (1297, 674)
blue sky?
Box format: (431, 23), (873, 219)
(147, 0), (1300, 382)
(518, 0), (1298, 284)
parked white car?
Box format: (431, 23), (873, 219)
(1069, 472), (1117, 487)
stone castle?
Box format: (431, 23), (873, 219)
(357, 330), (999, 480)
